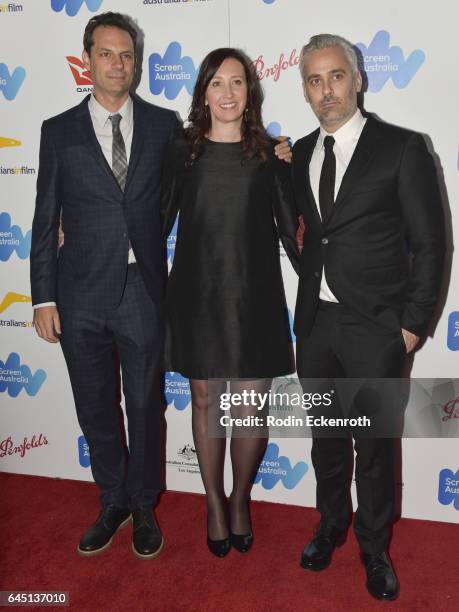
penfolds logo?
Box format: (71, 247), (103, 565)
(442, 397), (459, 422)
(0, 433), (48, 459)
(253, 47), (304, 82)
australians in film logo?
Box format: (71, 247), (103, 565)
(0, 3), (23, 13)
(0, 433), (48, 459)
(78, 435), (91, 468)
(164, 371), (191, 410)
(438, 468), (459, 510)
(51, 0), (103, 17)
(0, 213), (31, 261)
(447, 312), (459, 351)
(149, 42), (197, 100)
(67, 55), (93, 93)
(254, 442), (308, 490)
(355, 31), (425, 93)
(0, 63), (25, 100)
(0, 353), (47, 397)
(0, 292), (33, 329)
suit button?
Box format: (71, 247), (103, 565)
(321, 238), (329, 245)
(123, 233), (127, 238)
(314, 271), (320, 278)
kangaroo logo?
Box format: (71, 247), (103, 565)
(0, 64), (26, 101)
(0, 353), (47, 397)
(254, 442), (308, 489)
(0, 213), (31, 261)
(51, 0), (103, 17)
(0, 292), (31, 314)
(66, 56), (92, 86)
(438, 468), (459, 510)
(164, 372), (191, 411)
(355, 31), (425, 93)
(149, 42), (197, 100)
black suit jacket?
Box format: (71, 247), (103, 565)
(292, 116), (445, 338)
(31, 94), (180, 309)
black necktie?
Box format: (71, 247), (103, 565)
(319, 135), (336, 224)
(109, 113), (127, 191)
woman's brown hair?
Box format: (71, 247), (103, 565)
(185, 47), (273, 162)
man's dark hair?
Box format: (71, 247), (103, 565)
(83, 12), (137, 56)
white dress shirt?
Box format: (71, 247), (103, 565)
(309, 108), (367, 302)
(35, 94), (135, 309)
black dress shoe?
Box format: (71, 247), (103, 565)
(132, 508), (163, 560)
(230, 532), (253, 553)
(207, 536), (231, 558)
(362, 552), (399, 601)
(300, 524), (346, 571)
(77, 505), (131, 556)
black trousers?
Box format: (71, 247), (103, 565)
(59, 264), (163, 509)
(296, 300), (406, 554)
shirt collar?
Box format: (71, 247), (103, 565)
(88, 94), (133, 129)
(318, 108), (365, 150)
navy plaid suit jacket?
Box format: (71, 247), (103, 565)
(31, 94), (180, 309)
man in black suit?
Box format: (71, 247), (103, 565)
(30, 12), (179, 559)
(293, 34), (444, 600)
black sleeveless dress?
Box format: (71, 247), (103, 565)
(161, 136), (300, 379)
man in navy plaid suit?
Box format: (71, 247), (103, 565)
(30, 12), (179, 559)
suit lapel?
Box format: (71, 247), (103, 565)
(75, 95), (122, 194)
(329, 117), (382, 221)
(125, 96), (147, 192)
(295, 130), (322, 231)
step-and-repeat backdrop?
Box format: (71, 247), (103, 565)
(1, 0), (457, 523)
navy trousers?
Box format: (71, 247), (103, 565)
(59, 264), (163, 509)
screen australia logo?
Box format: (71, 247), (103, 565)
(355, 31), (425, 92)
(0, 353), (47, 397)
(51, 0), (103, 16)
(0, 63), (25, 100)
(0, 213), (31, 261)
(164, 371), (191, 410)
(149, 42), (197, 100)
(254, 442), (307, 489)
(438, 468), (459, 510)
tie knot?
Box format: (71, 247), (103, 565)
(109, 113), (122, 129)
(323, 135), (335, 151)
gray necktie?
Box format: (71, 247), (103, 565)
(109, 113), (127, 191)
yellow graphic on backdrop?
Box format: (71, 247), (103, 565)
(0, 292), (31, 314)
(0, 137), (21, 148)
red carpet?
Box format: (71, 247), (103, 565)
(0, 472), (458, 611)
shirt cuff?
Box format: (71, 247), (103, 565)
(33, 302), (56, 309)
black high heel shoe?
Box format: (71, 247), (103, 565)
(229, 496), (253, 553)
(230, 531), (253, 553)
(207, 536), (231, 558)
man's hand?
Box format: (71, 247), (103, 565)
(401, 328), (420, 353)
(274, 136), (292, 163)
(33, 306), (61, 343)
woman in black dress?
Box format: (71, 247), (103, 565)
(162, 48), (300, 557)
